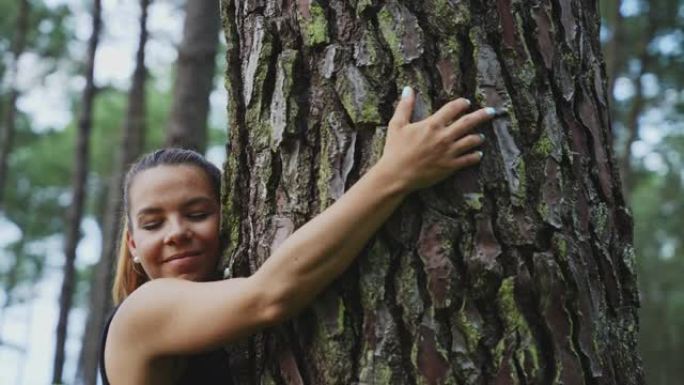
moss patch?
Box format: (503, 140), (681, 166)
(299, 2), (329, 47)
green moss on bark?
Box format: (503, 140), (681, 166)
(299, 2), (329, 47)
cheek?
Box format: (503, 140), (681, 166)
(198, 220), (221, 248)
(134, 233), (164, 258)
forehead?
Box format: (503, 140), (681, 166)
(128, 165), (216, 211)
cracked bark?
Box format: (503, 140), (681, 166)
(219, 0), (643, 384)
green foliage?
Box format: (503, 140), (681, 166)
(631, 135), (684, 384)
(0, 79), (170, 305)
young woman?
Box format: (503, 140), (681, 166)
(101, 87), (498, 385)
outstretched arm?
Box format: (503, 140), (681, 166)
(256, 89), (494, 320)
(108, 88), (495, 361)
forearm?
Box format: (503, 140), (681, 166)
(251, 90), (490, 322)
(255, 162), (408, 318)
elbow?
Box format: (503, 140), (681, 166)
(251, 267), (303, 327)
(261, 300), (288, 327)
(253, 276), (290, 327)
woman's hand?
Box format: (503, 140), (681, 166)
(377, 86), (497, 192)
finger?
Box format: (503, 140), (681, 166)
(389, 86), (416, 128)
(449, 134), (485, 157)
(428, 98), (471, 127)
(446, 107), (500, 141)
(449, 151), (483, 170)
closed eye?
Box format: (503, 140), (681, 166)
(141, 220), (162, 231)
(187, 212), (210, 220)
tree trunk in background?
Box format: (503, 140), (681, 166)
(220, 0), (644, 384)
(75, 1), (150, 383)
(0, 0), (29, 209)
(617, 6), (656, 198)
(51, 0), (102, 382)
(164, 0), (220, 153)
(604, 0), (623, 108)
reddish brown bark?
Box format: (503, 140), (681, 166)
(220, 1), (643, 384)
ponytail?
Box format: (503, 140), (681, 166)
(112, 216), (149, 305)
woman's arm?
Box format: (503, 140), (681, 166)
(108, 88), (495, 360)
(255, 89), (494, 321)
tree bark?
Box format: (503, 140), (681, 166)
(75, 1), (149, 384)
(0, 0), (29, 209)
(164, 0), (220, 153)
(51, 0), (102, 382)
(220, 0), (643, 384)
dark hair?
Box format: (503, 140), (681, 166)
(113, 148), (222, 304)
(123, 148), (221, 221)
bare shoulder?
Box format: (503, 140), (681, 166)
(107, 276), (277, 360)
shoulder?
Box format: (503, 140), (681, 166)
(107, 276), (278, 358)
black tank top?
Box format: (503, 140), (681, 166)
(99, 306), (233, 385)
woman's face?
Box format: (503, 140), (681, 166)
(126, 164), (220, 281)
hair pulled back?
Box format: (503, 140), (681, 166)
(112, 148), (222, 304)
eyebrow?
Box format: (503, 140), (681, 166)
(135, 196), (216, 219)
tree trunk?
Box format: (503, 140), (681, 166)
(51, 0), (102, 382)
(75, 1), (149, 383)
(0, 0), (29, 209)
(220, 1), (643, 384)
(164, 0), (220, 153)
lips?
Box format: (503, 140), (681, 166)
(164, 250), (201, 263)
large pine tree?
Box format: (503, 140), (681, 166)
(219, 0), (643, 384)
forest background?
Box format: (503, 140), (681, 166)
(0, 0), (681, 384)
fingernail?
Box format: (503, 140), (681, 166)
(479, 133), (486, 142)
(485, 107), (508, 117)
(464, 98), (471, 106)
(478, 151), (484, 159)
(402, 86), (413, 99)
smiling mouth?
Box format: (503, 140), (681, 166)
(165, 251), (201, 263)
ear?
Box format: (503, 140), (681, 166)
(126, 228), (138, 259)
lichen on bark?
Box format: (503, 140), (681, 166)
(219, 0), (644, 383)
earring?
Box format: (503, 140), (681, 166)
(133, 256), (141, 263)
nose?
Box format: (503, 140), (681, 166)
(163, 217), (192, 245)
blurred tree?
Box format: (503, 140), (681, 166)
(0, 0), (71, 207)
(0, 0), (29, 208)
(51, 0), (102, 382)
(600, 0), (684, 383)
(0, 0), (74, 331)
(221, 0), (642, 383)
(164, 0), (220, 153)
(75, 0), (152, 383)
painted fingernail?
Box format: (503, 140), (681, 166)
(402, 86), (413, 99)
(478, 151), (484, 159)
(479, 133), (486, 142)
(485, 107), (497, 116)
